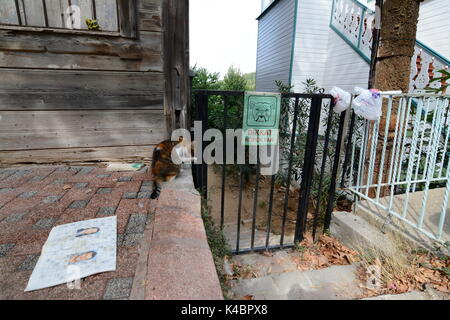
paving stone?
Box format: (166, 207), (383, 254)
(137, 167), (148, 173)
(142, 181), (153, 187)
(126, 214), (147, 234)
(117, 234), (124, 246)
(18, 254), (40, 271)
(96, 174), (111, 179)
(69, 200), (88, 209)
(0, 188), (14, 194)
(56, 167), (69, 172)
(3, 212), (28, 223)
(137, 191), (151, 199)
(97, 188), (113, 194)
(104, 277), (133, 300)
(52, 179), (66, 185)
(74, 183), (89, 189)
(18, 191), (38, 199)
(9, 170), (32, 179)
(123, 192), (138, 199)
(42, 195), (62, 204)
(122, 233), (144, 246)
(97, 207), (117, 217)
(30, 176), (46, 182)
(118, 176), (133, 182)
(78, 167), (94, 175)
(33, 218), (55, 230)
(0, 244), (15, 257)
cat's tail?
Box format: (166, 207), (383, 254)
(150, 181), (162, 199)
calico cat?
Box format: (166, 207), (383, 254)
(150, 137), (196, 199)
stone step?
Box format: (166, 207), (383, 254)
(230, 264), (363, 300)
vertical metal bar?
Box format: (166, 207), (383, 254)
(387, 97), (405, 212)
(251, 147), (260, 251)
(236, 166), (244, 253)
(412, 98), (431, 192)
(375, 97), (393, 201)
(418, 98), (445, 229)
(265, 175), (276, 248)
(21, 0), (28, 25)
(312, 102), (334, 241)
(356, 120), (369, 195)
(280, 97), (300, 247)
(365, 118), (379, 197)
(220, 97), (228, 229)
(396, 97), (412, 184)
(421, 98), (439, 181)
(402, 97), (424, 218)
(438, 99), (450, 178)
(437, 164), (450, 240)
(341, 111), (356, 187)
(295, 97), (322, 243)
(14, 0), (23, 25)
(42, 0), (49, 27)
(194, 92), (208, 197)
(323, 110), (347, 232)
(390, 97), (406, 195)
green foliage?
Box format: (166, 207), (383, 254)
(201, 200), (231, 297)
(85, 19), (101, 30)
(243, 72), (256, 91)
(426, 69), (450, 94)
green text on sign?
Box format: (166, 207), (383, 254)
(242, 92), (281, 146)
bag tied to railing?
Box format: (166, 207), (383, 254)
(330, 86), (352, 113)
(352, 87), (382, 121)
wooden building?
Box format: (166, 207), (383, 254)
(0, 0), (190, 166)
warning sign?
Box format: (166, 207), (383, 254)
(242, 92), (281, 146)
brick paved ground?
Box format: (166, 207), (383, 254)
(0, 165), (154, 300)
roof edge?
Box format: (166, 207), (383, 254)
(256, 0), (282, 20)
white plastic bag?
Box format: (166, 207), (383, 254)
(352, 87), (382, 121)
(330, 87), (352, 113)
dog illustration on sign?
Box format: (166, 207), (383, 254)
(251, 101), (272, 123)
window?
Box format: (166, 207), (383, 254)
(0, 0), (136, 37)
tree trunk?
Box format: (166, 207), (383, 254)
(369, 0), (421, 197)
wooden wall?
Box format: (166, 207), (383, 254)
(0, 0), (179, 166)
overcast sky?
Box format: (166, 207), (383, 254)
(190, 0), (261, 78)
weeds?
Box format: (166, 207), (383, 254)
(201, 199), (232, 298)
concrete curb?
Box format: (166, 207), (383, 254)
(132, 167), (223, 300)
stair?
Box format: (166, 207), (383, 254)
(230, 263), (363, 300)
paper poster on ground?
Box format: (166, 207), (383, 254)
(25, 216), (117, 292)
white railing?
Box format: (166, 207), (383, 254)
(346, 93), (450, 243)
(331, 0), (450, 94)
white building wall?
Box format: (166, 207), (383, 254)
(291, 0), (332, 91)
(322, 30), (370, 92)
(417, 0), (450, 59)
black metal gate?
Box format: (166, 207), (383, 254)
(192, 90), (348, 254)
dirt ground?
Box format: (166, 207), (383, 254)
(207, 166), (353, 237)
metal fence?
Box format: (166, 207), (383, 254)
(342, 93), (450, 243)
(193, 90), (347, 254)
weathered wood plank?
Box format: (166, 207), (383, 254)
(0, 110), (165, 130)
(0, 69), (164, 94)
(0, 50), (162, 72)
(95, 0), (118, 32)
(70, 0), (94, 29)
(0, 0), (20, 25)
(139, 0), (162, 32)
(23, 0), (46, 27)
(0, 29), (161, 57)
(45, 0), (68, 28)
(0, 145), (154, 165)
(118, 0), (137, 38)
(0, 94), (163, 111)
(0, 110), (166, 150)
